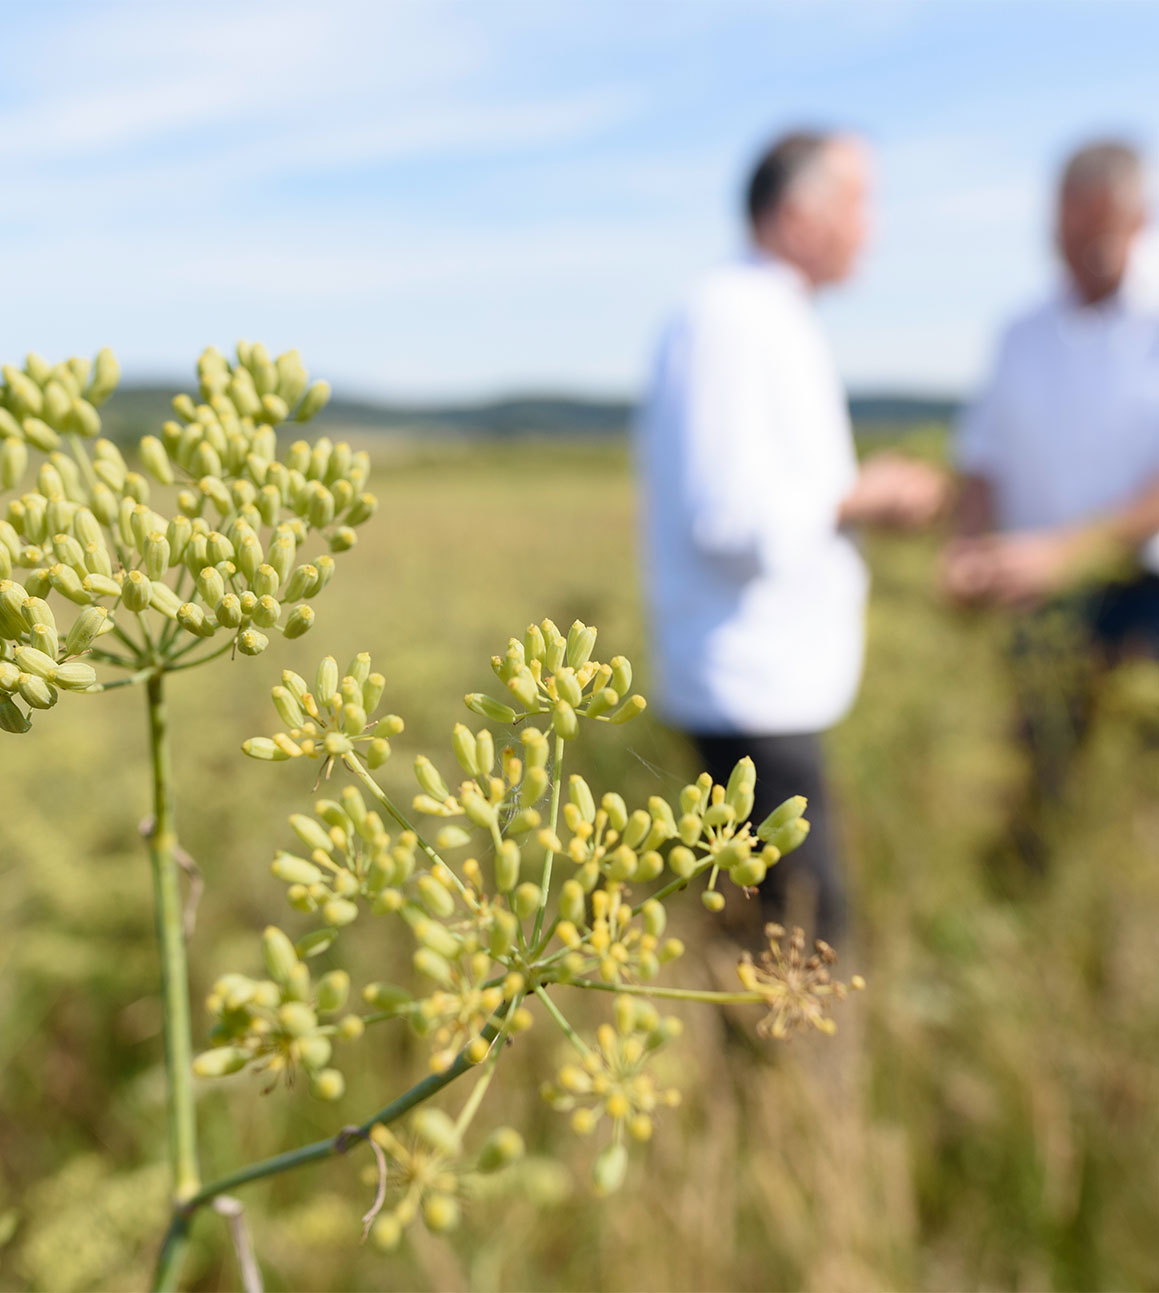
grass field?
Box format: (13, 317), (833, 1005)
(3, 435), (1159, 1291)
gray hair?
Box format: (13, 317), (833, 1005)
(1061, 140), (1145, 208)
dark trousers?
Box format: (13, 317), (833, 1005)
(1011, 574), (1159, 864)
(690, 731), (845, 946)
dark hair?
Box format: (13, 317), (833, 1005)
(745, 131), (832, 227)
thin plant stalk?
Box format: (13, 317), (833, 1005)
(146, 672), (201, 1212)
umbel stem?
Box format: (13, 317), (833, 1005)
(146, 672), (201, 1206)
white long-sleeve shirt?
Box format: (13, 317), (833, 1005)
(957, 279), (1159, 570)
(636, 253), (868, 735)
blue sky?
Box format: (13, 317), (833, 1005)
(2, 0), (1159, 401)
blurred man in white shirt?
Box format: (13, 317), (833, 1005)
(638, 131), (945, 942)
(946, 140), (1159, 861)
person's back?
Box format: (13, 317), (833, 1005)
(639, 253), (866, 736)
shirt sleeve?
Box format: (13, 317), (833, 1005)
(956, 331), (1011, 478)
(677, 299), (839, 576)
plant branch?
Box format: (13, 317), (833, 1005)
(567, 978), (762, 1005)
(534, 983), (589, 1055)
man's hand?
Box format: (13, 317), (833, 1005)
(942, 528), (1096, 608)
(840, 453), (949, 529)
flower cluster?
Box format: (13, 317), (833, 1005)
(0, 343), (368, 731)
(738, 924), (865, 1040)
(194, 926), (360, 1101)
(203, 622), (863, 1252)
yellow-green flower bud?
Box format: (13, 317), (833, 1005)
(730, 857), (768, 888)
(0, 438), (27, 490)
(414, 755), (450, 802)
(252, 563), (280, 599)
(272, 852), (324, 885)
(237, 629), (269, 656)
(725, 756), (756, 820)
(54, 662), (96, 691)
(64, 397), (101, 438)
(555, 667), (582, 708)
(205, 530), (233, 565)
(278, 1001), (318, 1037)
(242, 737), (292, 761)
(417, 874), (457, 920)
(310, 1068), (345, 1101)
(143, 532), (170, 581)
(316, 969), (350, 1013)
(701, 890), (725, 913)
(283, 563), (318, 602)
(366, 737), (391, 767)
(702, 802), (735, 830)
(215, 593), (242, 628)
(21, 417), (59, 452)
(413, 1108), (461, 1156)
(192, 1046), (249, 1078)
(756, 795), (808, 840)
(363, 982), (413, 1012)
(263, 925), (299, 984)
(762, 817), (810, 857)
(139, 434), (174, 484)
(513, 881), (542, 919)
(290, 813), (334, 854)
(477, 1127), (524, 1173)
(465, 693), (517, 724)
(259, 392), (289, 424)
(87, 348), (120, 407)
(495, 839), (521, 892)
(322, 896), (358, 926)
(295, 380), (331, 422)
(14, 645), (57, 680)
(560, 878), (586, 925)
(436, 824), (472, 851)
(28, 621), (57, 658)
(489, 907), (519, 959)
(413, 947), (454, 987)
(370, 1214), (403, 1252)
(667, 845), (697, 878)
(48, 563), (90, 605)
(608, 695), (647, 724)
(421, 1193), (460, 1233)
(120, 569), (150, 612)
(568, 775), (595, 823)
(64, 605), (110, 655)
(149, 581), (183, 619)
(452, 722), (478, 776)
(609, 656), (632, 695)
(461, 789), (496, 830)
(0, 695), (31, 732)
(593, 1142), (628, 1196)
(552, 700), (578, 740)
(83, 573), (121, 599)
(283, 605), (315, 638)
(177, 602), (214, 637)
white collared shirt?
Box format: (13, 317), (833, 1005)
(636, 253), (868, 735)
(957, 279), (1159, 569)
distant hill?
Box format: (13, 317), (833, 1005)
(98, 384), (959, 442)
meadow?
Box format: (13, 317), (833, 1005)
(3, 433), (1159, 1292)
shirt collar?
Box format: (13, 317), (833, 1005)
(743, 245), (812, 294)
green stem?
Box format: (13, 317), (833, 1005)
(93, 665), (156, 692)
(165, 636), (238, 673)
(145, 673), (201, 1213)
(534, 982), (589, 1055)
(154, 1022), (499, 1286)
(453, 993), (522, 1136)
(567, 978), (763, 1005)
(531, 735), (564, 944)
(342, 755), (464, 895)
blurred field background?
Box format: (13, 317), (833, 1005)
(4, 427), (1159, 1292)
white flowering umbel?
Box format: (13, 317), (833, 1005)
(200, 620), (864, 1259)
